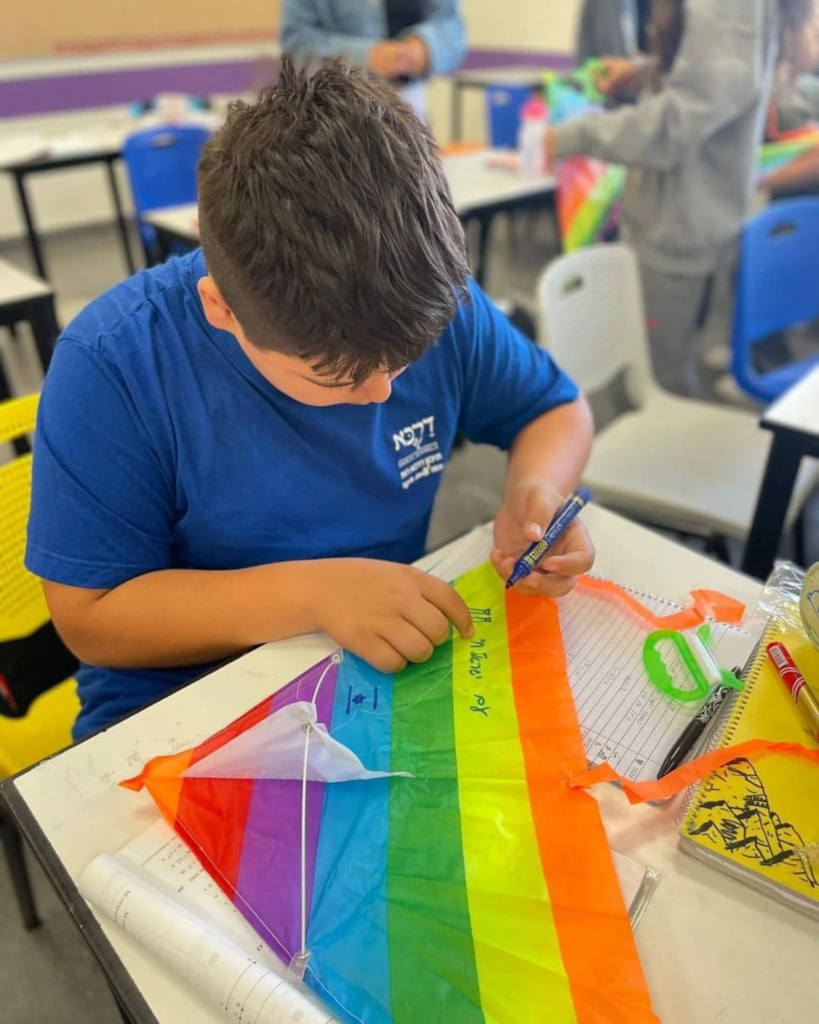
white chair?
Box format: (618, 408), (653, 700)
(537, 244), (818, 548)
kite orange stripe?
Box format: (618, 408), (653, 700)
(506, 590), (659, 1024)
(572, 739), (819, 804)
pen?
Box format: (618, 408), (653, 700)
(767, 642), (819, 741)
(505, 489), (592, 590)
(656, 667), (741, 779)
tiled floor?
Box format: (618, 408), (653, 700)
(0, 219), (816, 1023)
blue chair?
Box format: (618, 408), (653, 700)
(731, 198), (819, 403)
(123, 125), (211, 264)
(485, 85), (535, 149)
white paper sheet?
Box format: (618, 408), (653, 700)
(80, 842), (337, 1024)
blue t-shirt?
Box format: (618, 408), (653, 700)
(26, 250), (577, 738)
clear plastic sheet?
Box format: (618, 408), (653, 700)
(745, 561), (808, 638)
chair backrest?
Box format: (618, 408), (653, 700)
(0, 394), (47, 644)
(731, 198), (819, 401)
(0, 395), (79, 770)
(485, 85), (534, 149)
(122, 124), (211, 218)
(537, 244), (655, 407)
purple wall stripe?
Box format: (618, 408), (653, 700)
(0, 49), (571, 118)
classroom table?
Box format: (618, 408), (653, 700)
(449, 66), (549, 142)
(0, 132), (136, 281)
(143, 150), (557, 287)
(742, 365), (819, 579)
(6, 505), (818, 1024)
(0, 258), (59, 407)
(0, 113), (220, 283)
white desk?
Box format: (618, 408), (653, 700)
(7, 507), (817, 1024)
(742, 365), (819, 579)
(0, 258), (58, 399)
(143, 151), (556, 286)
(0, 113), (220, 282)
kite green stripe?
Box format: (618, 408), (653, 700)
(387, 636), (485, 1024)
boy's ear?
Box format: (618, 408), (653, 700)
(198, 275), (237, 334)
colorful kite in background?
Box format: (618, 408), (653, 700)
(544, 67), (627, 252)
(123, 562), (660, 1024)
(758, 125), (819, 179)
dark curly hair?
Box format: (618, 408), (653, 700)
(198, 58), (469, 384)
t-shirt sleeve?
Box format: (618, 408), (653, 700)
(26, 337), (175, 590)
(452, 279), (579, 449)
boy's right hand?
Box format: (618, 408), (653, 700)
(310, 559), (474, 674)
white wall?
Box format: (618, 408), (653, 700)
(464, 0), (581, 51)
(0, 7), (583, 244)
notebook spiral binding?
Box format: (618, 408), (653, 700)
(674, 629), (770, 828)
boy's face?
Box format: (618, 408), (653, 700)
(198, 275), (405, 407)
(237, 343), (407, 408)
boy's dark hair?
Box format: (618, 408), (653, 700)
(198, 59), (469, 383)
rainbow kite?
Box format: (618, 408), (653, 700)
(758, 126), (819, 179)
(124, 562), (659, 1024)
(545, 73), (627, 252)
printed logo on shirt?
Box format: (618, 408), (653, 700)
(393, 415), (445, 491)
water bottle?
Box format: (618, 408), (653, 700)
(517, 95), (549, 178)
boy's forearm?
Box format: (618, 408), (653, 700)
(46, 562), (323, 670)
(505, 398), (593, 499)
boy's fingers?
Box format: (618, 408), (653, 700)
(539, 548), (594, 577)
(388, 621), (436, 664)
(423, 577), (474, 638)
(358, 637), (407, 676)
(490, 548), (514, 577)
(405, 603), (451, 647)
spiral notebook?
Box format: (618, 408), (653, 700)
(680, 624), (819, 920)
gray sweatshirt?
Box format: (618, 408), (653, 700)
(577, 0), (640, 62)
(554, 0), (781, 275)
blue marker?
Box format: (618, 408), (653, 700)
(505, 489), (592, 590)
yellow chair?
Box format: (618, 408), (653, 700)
(0, 393), (80, 928)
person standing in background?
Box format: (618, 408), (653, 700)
(281, 1), (466, 116)
(550, 0), (818, 396)
(576, 0), (654, 64)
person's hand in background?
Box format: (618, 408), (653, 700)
(594, 56), (642, 98)
(368, 40), (407, 79)
(399, 36), (430, 77)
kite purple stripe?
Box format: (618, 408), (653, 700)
(232, 658), (339, 962)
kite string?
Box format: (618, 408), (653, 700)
(292, 651), (343, 979)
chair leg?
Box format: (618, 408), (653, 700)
(0, 813), (41, 930)
(704, 534), (732, 565)
(793, 511), (807, 569)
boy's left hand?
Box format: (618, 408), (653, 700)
(490, 482), (595, 598)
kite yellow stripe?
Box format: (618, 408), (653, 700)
(451, 563), (577, 1024)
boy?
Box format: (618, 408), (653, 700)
(26, 61), (594, 740)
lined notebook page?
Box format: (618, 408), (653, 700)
(426, 525), (756, 783)
(559, 586), (755, 782)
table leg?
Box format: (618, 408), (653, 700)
(741, 430), (804, 579)
(474, 212), (494, 289)
(12, 170), (48, 280)
(28, 294), (60, 374)
(105, 159), (137, 276)
(0, 813), (41, 930)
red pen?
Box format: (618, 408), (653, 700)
(767, 642), (819, 741)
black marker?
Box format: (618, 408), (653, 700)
(656, 668), (741, 779)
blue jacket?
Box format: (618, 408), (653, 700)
(281, 0), (467, 77)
